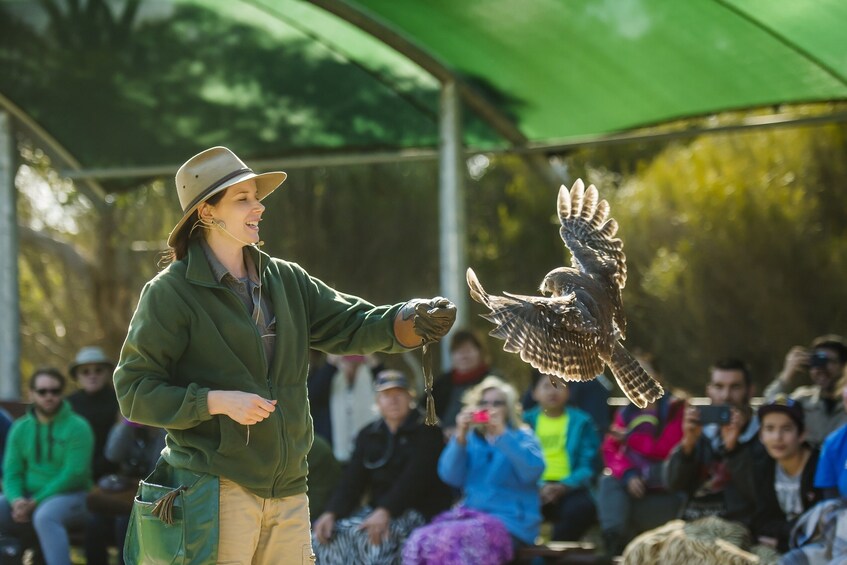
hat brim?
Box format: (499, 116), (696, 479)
(167, 170), (287, 247)
(375, 384), (411, 393)
(69, 360), (116, 379)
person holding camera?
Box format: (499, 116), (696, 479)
(403, 376), (544, 565)
(763, 335), (847, 447)
(665, 359), (762, 525)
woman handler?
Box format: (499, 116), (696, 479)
(113, 146), (455, 564)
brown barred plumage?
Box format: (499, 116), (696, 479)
(466, 179), (663, 408)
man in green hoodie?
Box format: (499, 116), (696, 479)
(0, 368), (94, 565)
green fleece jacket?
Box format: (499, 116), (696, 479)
(114, 241), (411, 499)
(2, 401), (94, 503)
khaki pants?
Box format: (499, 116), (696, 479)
(217, 477), (315, 565)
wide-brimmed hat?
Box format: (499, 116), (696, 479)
(167, 146), (287, 246)
(69, 346), (115, 379)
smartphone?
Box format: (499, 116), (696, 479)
(698, 405), (731, 426)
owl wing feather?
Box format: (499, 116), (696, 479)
(466, 268), (605, 382)
(557, 179), (627, 337)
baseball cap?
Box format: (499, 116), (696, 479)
(758, 394), (805, 433)
(374, 370), (411, 392)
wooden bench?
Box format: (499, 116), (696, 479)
(515, 541), (615, 564)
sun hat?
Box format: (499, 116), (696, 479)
(69, 346), (115, 379)
(374, 370), (412, 392)
(167, 146), (287, 246)
(757, 394), (805, 433)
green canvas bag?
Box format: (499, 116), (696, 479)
(124, 459), (219, 565)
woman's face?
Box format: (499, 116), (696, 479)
(200, 179), (265, 247)
(451, 341), (483, 373)
(477, 387), (508, 420)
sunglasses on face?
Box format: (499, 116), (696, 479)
(478, 399), (507, 408)
(33, 388), (62, 397)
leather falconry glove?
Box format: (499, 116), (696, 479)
(399, 297), (457, 346)
(395, 296), (456, 426)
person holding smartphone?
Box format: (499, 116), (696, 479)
(403, 376), (544, 565)
(762, 335), (847, 447)
(665, 358), (762, 526)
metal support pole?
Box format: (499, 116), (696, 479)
(0, 111), (20, 399)
(439, 81), (468, 370)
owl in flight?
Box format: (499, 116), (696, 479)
(466, 179), (663, 408)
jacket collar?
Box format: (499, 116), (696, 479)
(185, 238), (270, 286)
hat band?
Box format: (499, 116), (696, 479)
(183, 167), (253, 213)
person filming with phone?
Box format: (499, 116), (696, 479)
(666, 359), (761, 525)
(762, 335), (847, 447)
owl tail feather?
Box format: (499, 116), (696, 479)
(609, 342), (664, 409)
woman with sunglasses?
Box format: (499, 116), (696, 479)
(312, 370), (452, 565)
(404, 375), (545, 565)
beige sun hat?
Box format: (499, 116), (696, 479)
(167, 146), (287, 246)
(68, 346), (115, 379)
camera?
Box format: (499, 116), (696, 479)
(810, 351), (831, 369)
(471, 409), (490, 424)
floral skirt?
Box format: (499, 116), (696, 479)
(402, 506), (514, 565)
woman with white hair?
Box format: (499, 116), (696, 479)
(403, 375), (545, 565)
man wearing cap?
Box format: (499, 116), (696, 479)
(752, 396), (822, 552)
(763, 335), (847, 447)
(67, 346), (120, 480)
(114, 146), (455, 564)
(313, 370), (452, 564)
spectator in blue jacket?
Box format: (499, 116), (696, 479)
(404, 375), (544, 565)
(524, 375), (600, 541)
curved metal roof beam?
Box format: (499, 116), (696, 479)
(714, 0), (847, 88)
(0, 92), (107, 208)
(307, 0), (563, 185)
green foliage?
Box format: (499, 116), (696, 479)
(595, 121), (847, 392)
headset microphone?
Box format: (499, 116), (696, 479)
(212, 218), (262, 248)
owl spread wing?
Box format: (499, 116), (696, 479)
(558, 179), (627, 337)
(466, 268), (605, 381)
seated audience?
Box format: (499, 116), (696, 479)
(67, 346), (120, 479)
(85, 418), (166, 565)
(524, 375), (600, 541)
(665, 358), (762, 526)
(597, 385), (685, 556)
(752, 395), (822, 553)
(313, 370), (452, 565)
(0, 368), (94, 565)
(763, 335), (847, 447)
(403, 376), (544, 565)
(432, 330), (493, 436)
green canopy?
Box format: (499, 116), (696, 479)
(1, 0), (845, 173)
